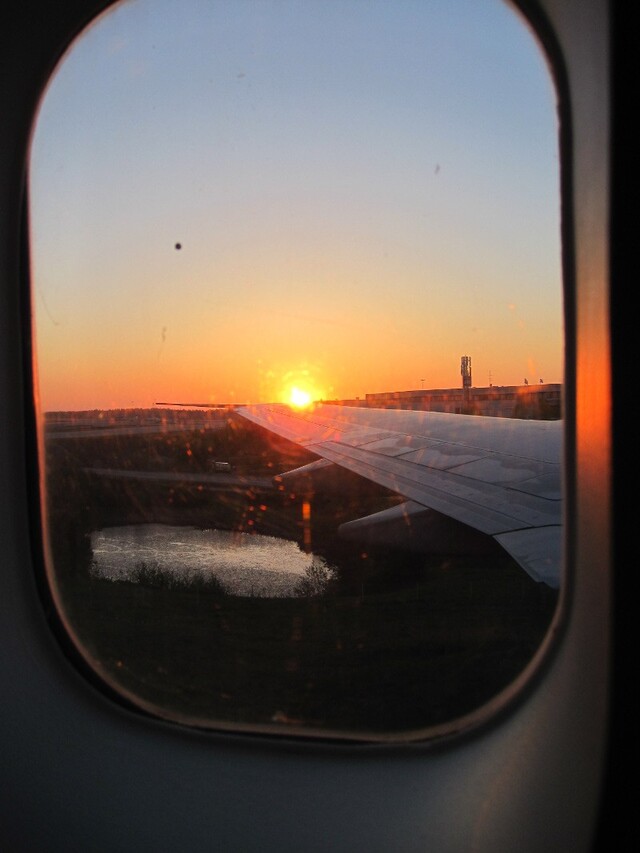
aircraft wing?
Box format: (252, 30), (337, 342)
(237, 403), (562, 588)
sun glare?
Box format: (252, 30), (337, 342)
(289, 386), (312, 409)
(275, 367), (326, 409)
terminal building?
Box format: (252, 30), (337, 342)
(338, 357), (561, 420)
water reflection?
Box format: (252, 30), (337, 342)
(91, 524), (335, 597)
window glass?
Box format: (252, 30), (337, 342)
(30, 0), (562, 739)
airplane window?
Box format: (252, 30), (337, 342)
(29, 0), (563, 740)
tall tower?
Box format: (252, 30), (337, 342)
(461, 355), (472, 414)
(461, 356), (472, 389)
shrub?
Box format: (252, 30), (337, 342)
(129, 561), (227, 595)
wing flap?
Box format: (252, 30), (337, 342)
(495, 527), (562, 587)
(237, 403), (562, 586)
(308, 439), (559, 534)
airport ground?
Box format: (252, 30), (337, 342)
(40, 412), (558, 737)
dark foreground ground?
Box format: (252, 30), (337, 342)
(59, 555), (556, 738)
(42, 412), (559, 739)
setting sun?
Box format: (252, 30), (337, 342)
(275, 366), (325, 410)
(288, 386), (312, 409)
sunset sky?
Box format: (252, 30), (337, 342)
(29, 0), (562, 412)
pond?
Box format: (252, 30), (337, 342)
(91, 524), (335, 597)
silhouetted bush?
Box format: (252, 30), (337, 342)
(294, 560), (337, 597)
(128, 560), (227, 595)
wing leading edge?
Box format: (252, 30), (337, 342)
(237, 403), (562, 588)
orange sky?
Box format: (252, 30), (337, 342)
(29, 0), (563, 412)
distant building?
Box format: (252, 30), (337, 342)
(357, 383), (561, 419)
(331, 355), (561, 419)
